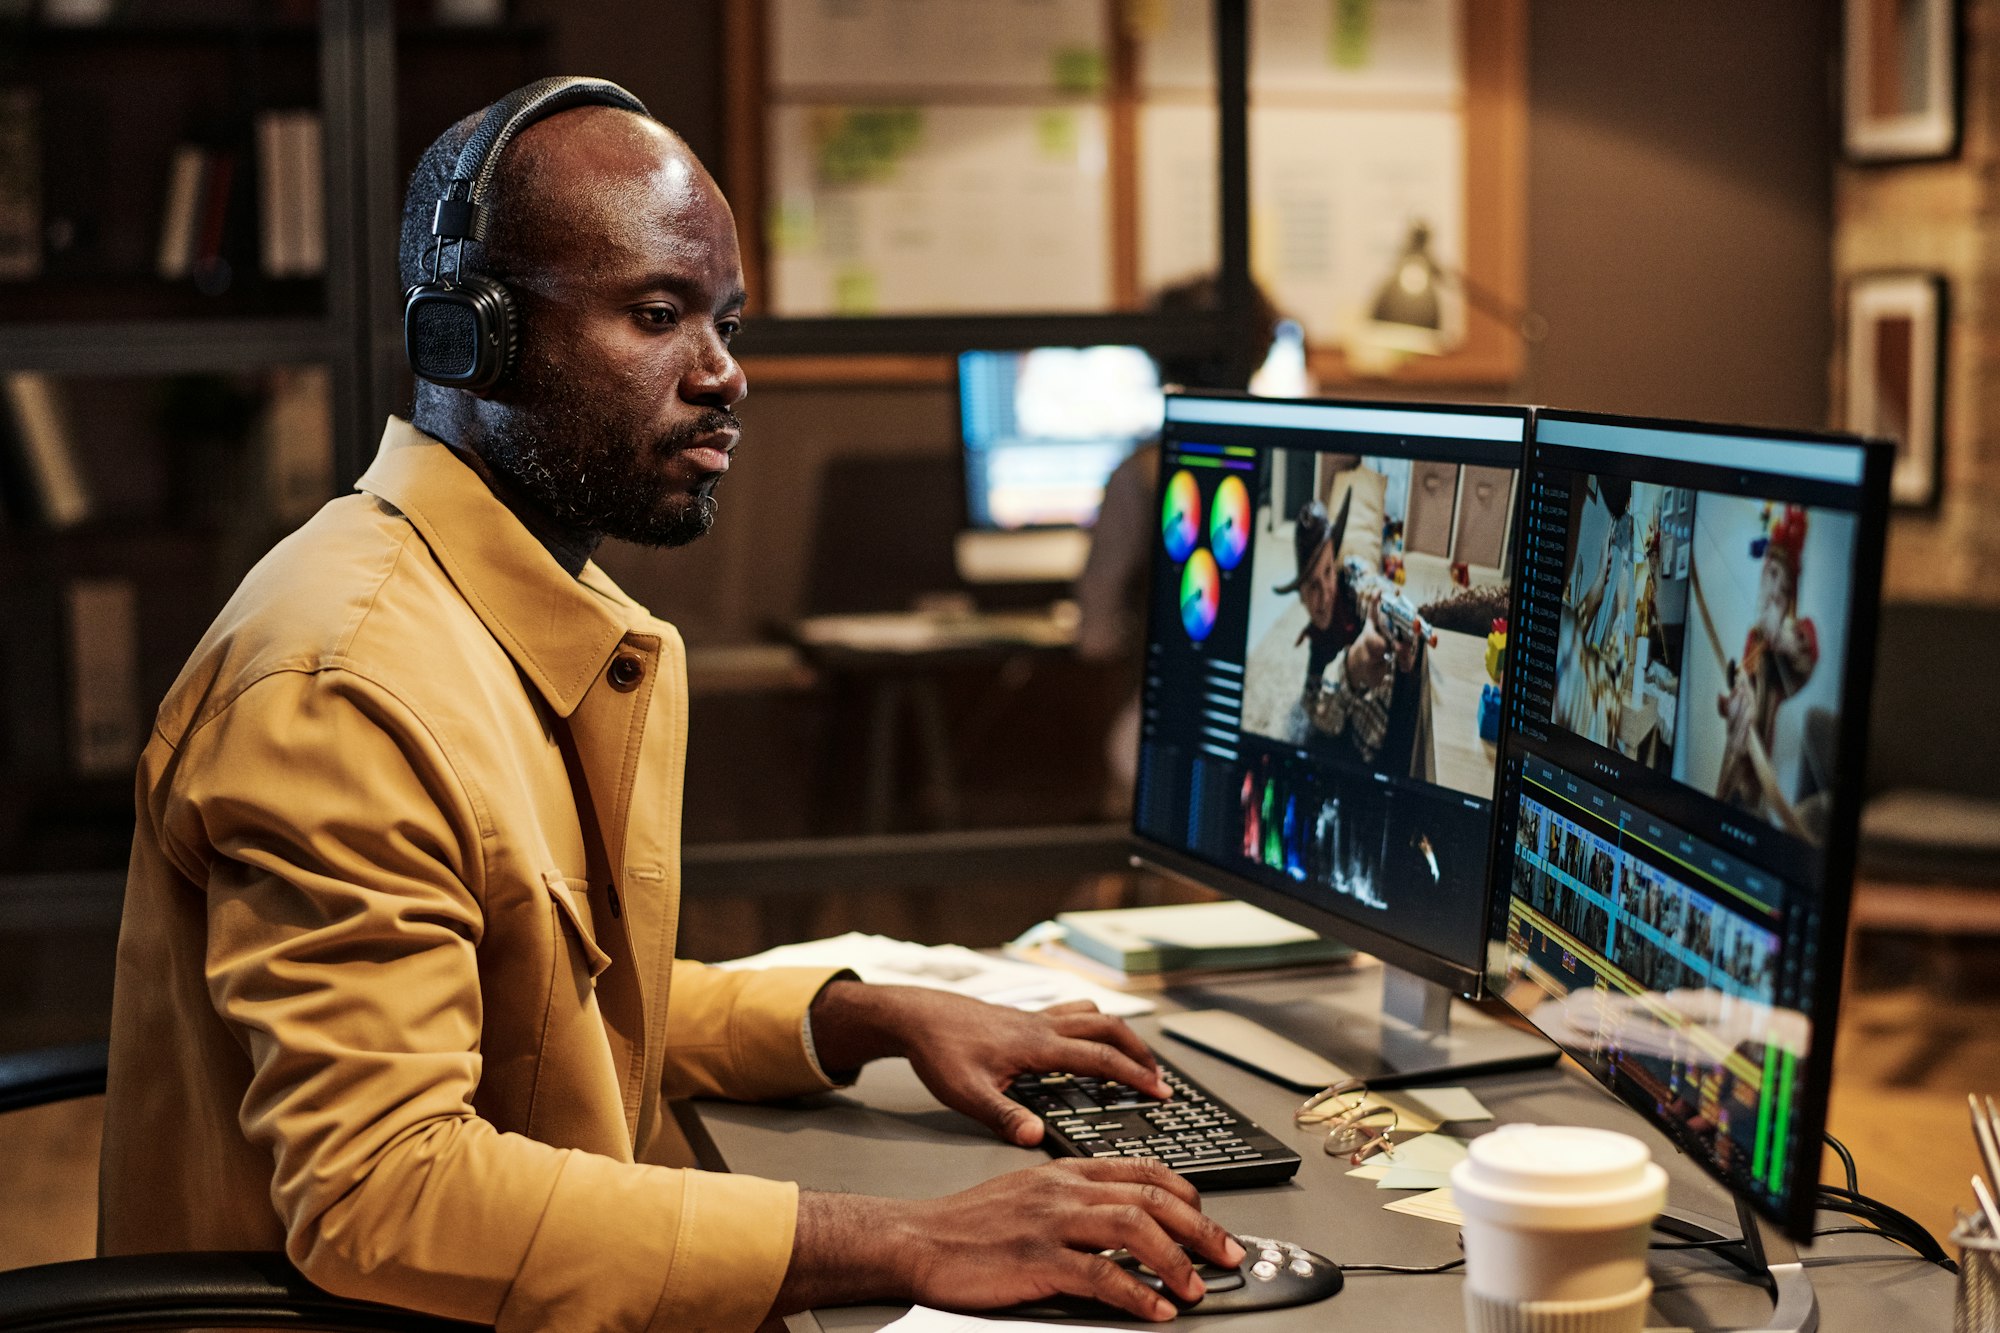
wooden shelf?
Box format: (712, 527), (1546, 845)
(0, 317), (338, 375)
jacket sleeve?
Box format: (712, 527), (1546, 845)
(661, 962), (853, 1101)
(168, 666), (799, 1333)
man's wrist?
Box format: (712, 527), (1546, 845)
(775, 1190), (923, 1314)
(806, 979), (909, 1075)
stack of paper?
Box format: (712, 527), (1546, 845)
(716, 932), (1153, 1017)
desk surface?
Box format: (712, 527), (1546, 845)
(689, 968), (1956, 1331)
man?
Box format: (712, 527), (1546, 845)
(1273, 496), (1425, 774)
(99, 90), (1241, 1331)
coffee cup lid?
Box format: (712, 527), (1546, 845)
(1451, 1125), (1668, 1231)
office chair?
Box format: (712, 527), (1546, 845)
(0, 1042), (487, 1333)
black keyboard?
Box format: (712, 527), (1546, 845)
(1005, 1054), (1302, 1189)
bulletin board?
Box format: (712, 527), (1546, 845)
(725, 0), (1525, 387)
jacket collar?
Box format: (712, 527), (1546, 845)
(356, 417), (642, 718)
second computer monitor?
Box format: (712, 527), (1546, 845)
(1485, 409), (1890, 1240)
(1133, 394), (1529, 994)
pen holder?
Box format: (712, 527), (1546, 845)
(1953, 1222), (2000, 1333)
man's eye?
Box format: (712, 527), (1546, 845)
(719, 318), (743, 342)
(636, 306), (678, 328)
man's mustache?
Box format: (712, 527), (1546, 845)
(663, 408), (743, 449)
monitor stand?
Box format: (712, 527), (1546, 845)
(1654, 1197), (1819, 1333)
(1177, 961), (1557, 1091)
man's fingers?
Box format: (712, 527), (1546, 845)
(1062, 1205), (1203, 1306)
(964, 1085), (1044, 1146)
(1075, 1180), (1245, 1273)
(1056, 1155), (1202, 1209)
(1050, 1250), (1176, 1322)
(1051, 1036), (1172, 1100)
(1047, 1010), (1159, 1077)
(1040, 1000), (1100, 1016)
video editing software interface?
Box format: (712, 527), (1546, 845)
(958, 346), (1164, 530)
(1488, 412), (1882, 1232)
(1134, 396), (1528, 977)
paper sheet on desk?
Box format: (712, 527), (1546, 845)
(716, 932), (1154, 1017)
(1346, 1133), (1467, 1191)
(882, 1306), (1124, 1333)
(1383, 1187), (1463, 1225)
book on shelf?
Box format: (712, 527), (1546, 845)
(255, 109), (324, 279)
(1020, 899), (1357, 980)
(157, 143), (207, 281)
(63, 576), (142, 778)
(1, 372), (91, 529)
(0, 87), (39, 281)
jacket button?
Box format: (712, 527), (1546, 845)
(608, 653), (645, 690)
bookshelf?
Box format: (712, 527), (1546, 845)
(0, 1), (549, 888)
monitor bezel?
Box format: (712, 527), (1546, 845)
(1129, 389), (1535, 1000)
(1487, 406), (1894, 1241)
(953, 345), (1164, 534)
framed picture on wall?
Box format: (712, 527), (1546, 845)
(1843, 0), (1961, 162)
(1844, 271), (1947, 509)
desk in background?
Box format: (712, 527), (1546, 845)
(684, 966), (1955, 1332)
(789, 604), (1081, 834)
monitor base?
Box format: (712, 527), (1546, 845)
(1654, 1197), (1819, 1333)
(1170, 963), (1558, 1091)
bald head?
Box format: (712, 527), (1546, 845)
(398, 101), (721, 295)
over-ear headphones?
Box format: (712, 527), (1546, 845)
(403, 76), (651, 392)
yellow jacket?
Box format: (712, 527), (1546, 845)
(100, 418), (843, 1332)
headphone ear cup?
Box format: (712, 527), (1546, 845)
(404, 273), (519, 391)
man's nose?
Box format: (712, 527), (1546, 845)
(684, 333), (747, 408)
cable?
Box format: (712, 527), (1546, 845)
(1816, 1185), (1942, 1250)
(1649, 1237), (1745, 1252)
(1812, 1190), (1954, 1269)
(1337, 1257), (1465, 1275)
(1823, 1131), (1859, 1194)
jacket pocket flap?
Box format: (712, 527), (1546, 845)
(542, 871), (613, 978)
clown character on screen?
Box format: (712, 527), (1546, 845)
(1714, 505), (1819, 823)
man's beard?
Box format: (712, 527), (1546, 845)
(481, 362), (738, 549)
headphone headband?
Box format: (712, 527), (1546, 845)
(406, 76), (652, 392)
(432, 76), (652, 245)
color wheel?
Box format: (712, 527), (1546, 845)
(1180, 549), (1220, 642)
(1210, 475), (1250, 570)
(1162, 470), (1201, 562)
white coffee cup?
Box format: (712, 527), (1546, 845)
(1451, 1124), (1668, 1309)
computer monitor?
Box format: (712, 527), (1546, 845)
(1131, 392), (1552, 1082)
(1485, 409), (1890, 1245)
(954, 346), (1163, 584)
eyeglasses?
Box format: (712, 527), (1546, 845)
(1294, 1087), (1399, 1162)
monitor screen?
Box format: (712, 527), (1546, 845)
(958, 346), (1164, 530)
(1486, 410), (1889, 1239)
(1133, 394), (1530, 993)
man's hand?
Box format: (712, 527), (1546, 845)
(775, 1157), (1248, 1321)
(808, 981), (1170, 1145)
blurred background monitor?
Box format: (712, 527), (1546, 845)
(1486, 409), (1890, 1242)
(1132, 392), (1549, 1082)
(954, 346), (1163, 585)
